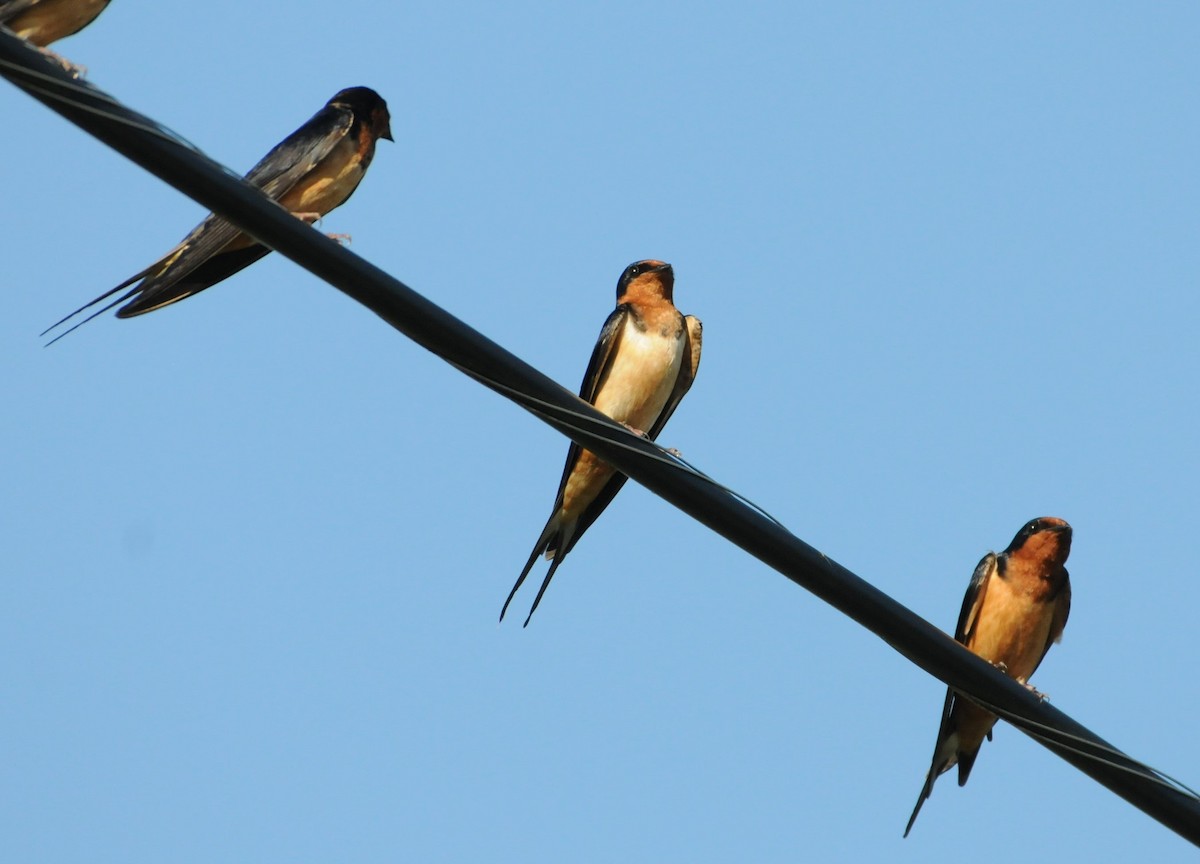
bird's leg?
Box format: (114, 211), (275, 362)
(291, 212), (350, 245)
(38, 47), (85, 78)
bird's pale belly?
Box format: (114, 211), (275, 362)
(592, 324), (684, 429)
(560, 323), (684, 515)
(279, 140), (366, 216)
(970, 580), (1054, 683)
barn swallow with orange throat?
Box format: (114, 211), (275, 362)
(42, 86), (393, 343)
(904, 516), (1072, 837)
(0, 0), (111, 74)
(500, 260), (703, 627)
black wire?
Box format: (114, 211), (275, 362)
(3, 28), (1198, 845)
(970, 692), (1200, 800)
(451, 361), (790, 529)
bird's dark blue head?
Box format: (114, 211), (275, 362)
(329, 86), (394, 142)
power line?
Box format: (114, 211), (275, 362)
(3, 29), (1197, 845)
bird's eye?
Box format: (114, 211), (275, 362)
(629, 264), (642, 277)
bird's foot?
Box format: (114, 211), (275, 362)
(991, 661), (1009, 674)
(40, 47), (85, 77)
(326, 233), (352, 246)
(1023, 682), (1048, 701)
(621, 423), (648, 438)
(293, 211), (323, 224)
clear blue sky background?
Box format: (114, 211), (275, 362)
(3, 2), (1198, 861)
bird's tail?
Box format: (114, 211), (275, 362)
(956, 748), (979, 787)
(115, 245), (269, 318)
(500, 512), (575, 626)
(905, 694), (960, 837)
(40, 268), (150, 345)
(521, 553), (567, 627)
(903, 767), (938, 837)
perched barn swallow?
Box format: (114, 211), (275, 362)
(0, 0), (111, 74)
(904, 516), (1073, 837)
(500, 260), (703, 626)
(43, 86), (393, 342)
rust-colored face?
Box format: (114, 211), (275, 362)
(616, 260), (674, 303)
(372, 105), (394, 142)
(1008, 516), (1072, 567)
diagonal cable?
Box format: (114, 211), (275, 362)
(3, 29), (1197, 845)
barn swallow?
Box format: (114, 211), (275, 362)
(500, 260), (703, 626)
(904, 516), (1072, 837)
(0, 0), (111, 74)
(42, 86), (393, 343)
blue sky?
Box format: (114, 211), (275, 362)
(3, 2), (1199, 861)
